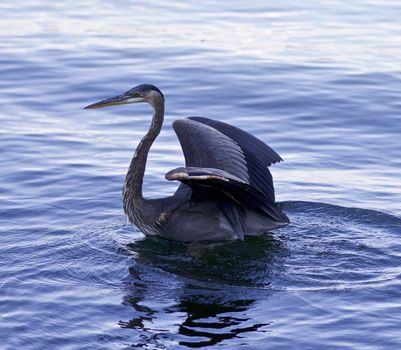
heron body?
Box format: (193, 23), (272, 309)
(85, 84), (289, 242)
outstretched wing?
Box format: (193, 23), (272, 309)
(165, 166), (286, 239)
(172, 117), (282, 203)
(172, 118), (249, 182)
(189, 117), (282, 166)
(166, 166), (263, 202)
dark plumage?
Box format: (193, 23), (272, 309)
(85, 84), (289, 241)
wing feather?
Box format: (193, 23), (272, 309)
(165, 166), (287, 223)
(188, 117), (282, 166)
(172, 118), (249, 182)
(188, 117), (281, 202)
(174, 117), (281, 203)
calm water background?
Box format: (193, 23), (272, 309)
(1, 1), (401, 349)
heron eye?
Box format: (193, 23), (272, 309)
(132, 92), (140, 97)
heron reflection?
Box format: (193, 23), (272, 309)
(120, 280), (269, 348)
(118, 236), (285, 347)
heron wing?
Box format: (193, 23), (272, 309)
(172, 118), (249, 183)
(166, 166), (260, 197)
(173, 117), (280, 203)
(165, 166), (286, 221)
(189, 117), (283, 166)
(165, 166), (284, 239)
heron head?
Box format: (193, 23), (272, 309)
(84, 84), (164, 109)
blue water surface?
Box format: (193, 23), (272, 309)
(1, 1), (401, 349)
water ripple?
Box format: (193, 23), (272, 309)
(2, 0), (401, 349)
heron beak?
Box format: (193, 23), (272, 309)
(84, 93), (130, 109)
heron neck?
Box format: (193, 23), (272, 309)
(123, 98), (164, 216)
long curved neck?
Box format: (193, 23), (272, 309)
(123, 95), (164, 221)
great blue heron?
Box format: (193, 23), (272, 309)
(84, 84), (289, 241)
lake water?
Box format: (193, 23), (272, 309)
(1, 1), (401, 349)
